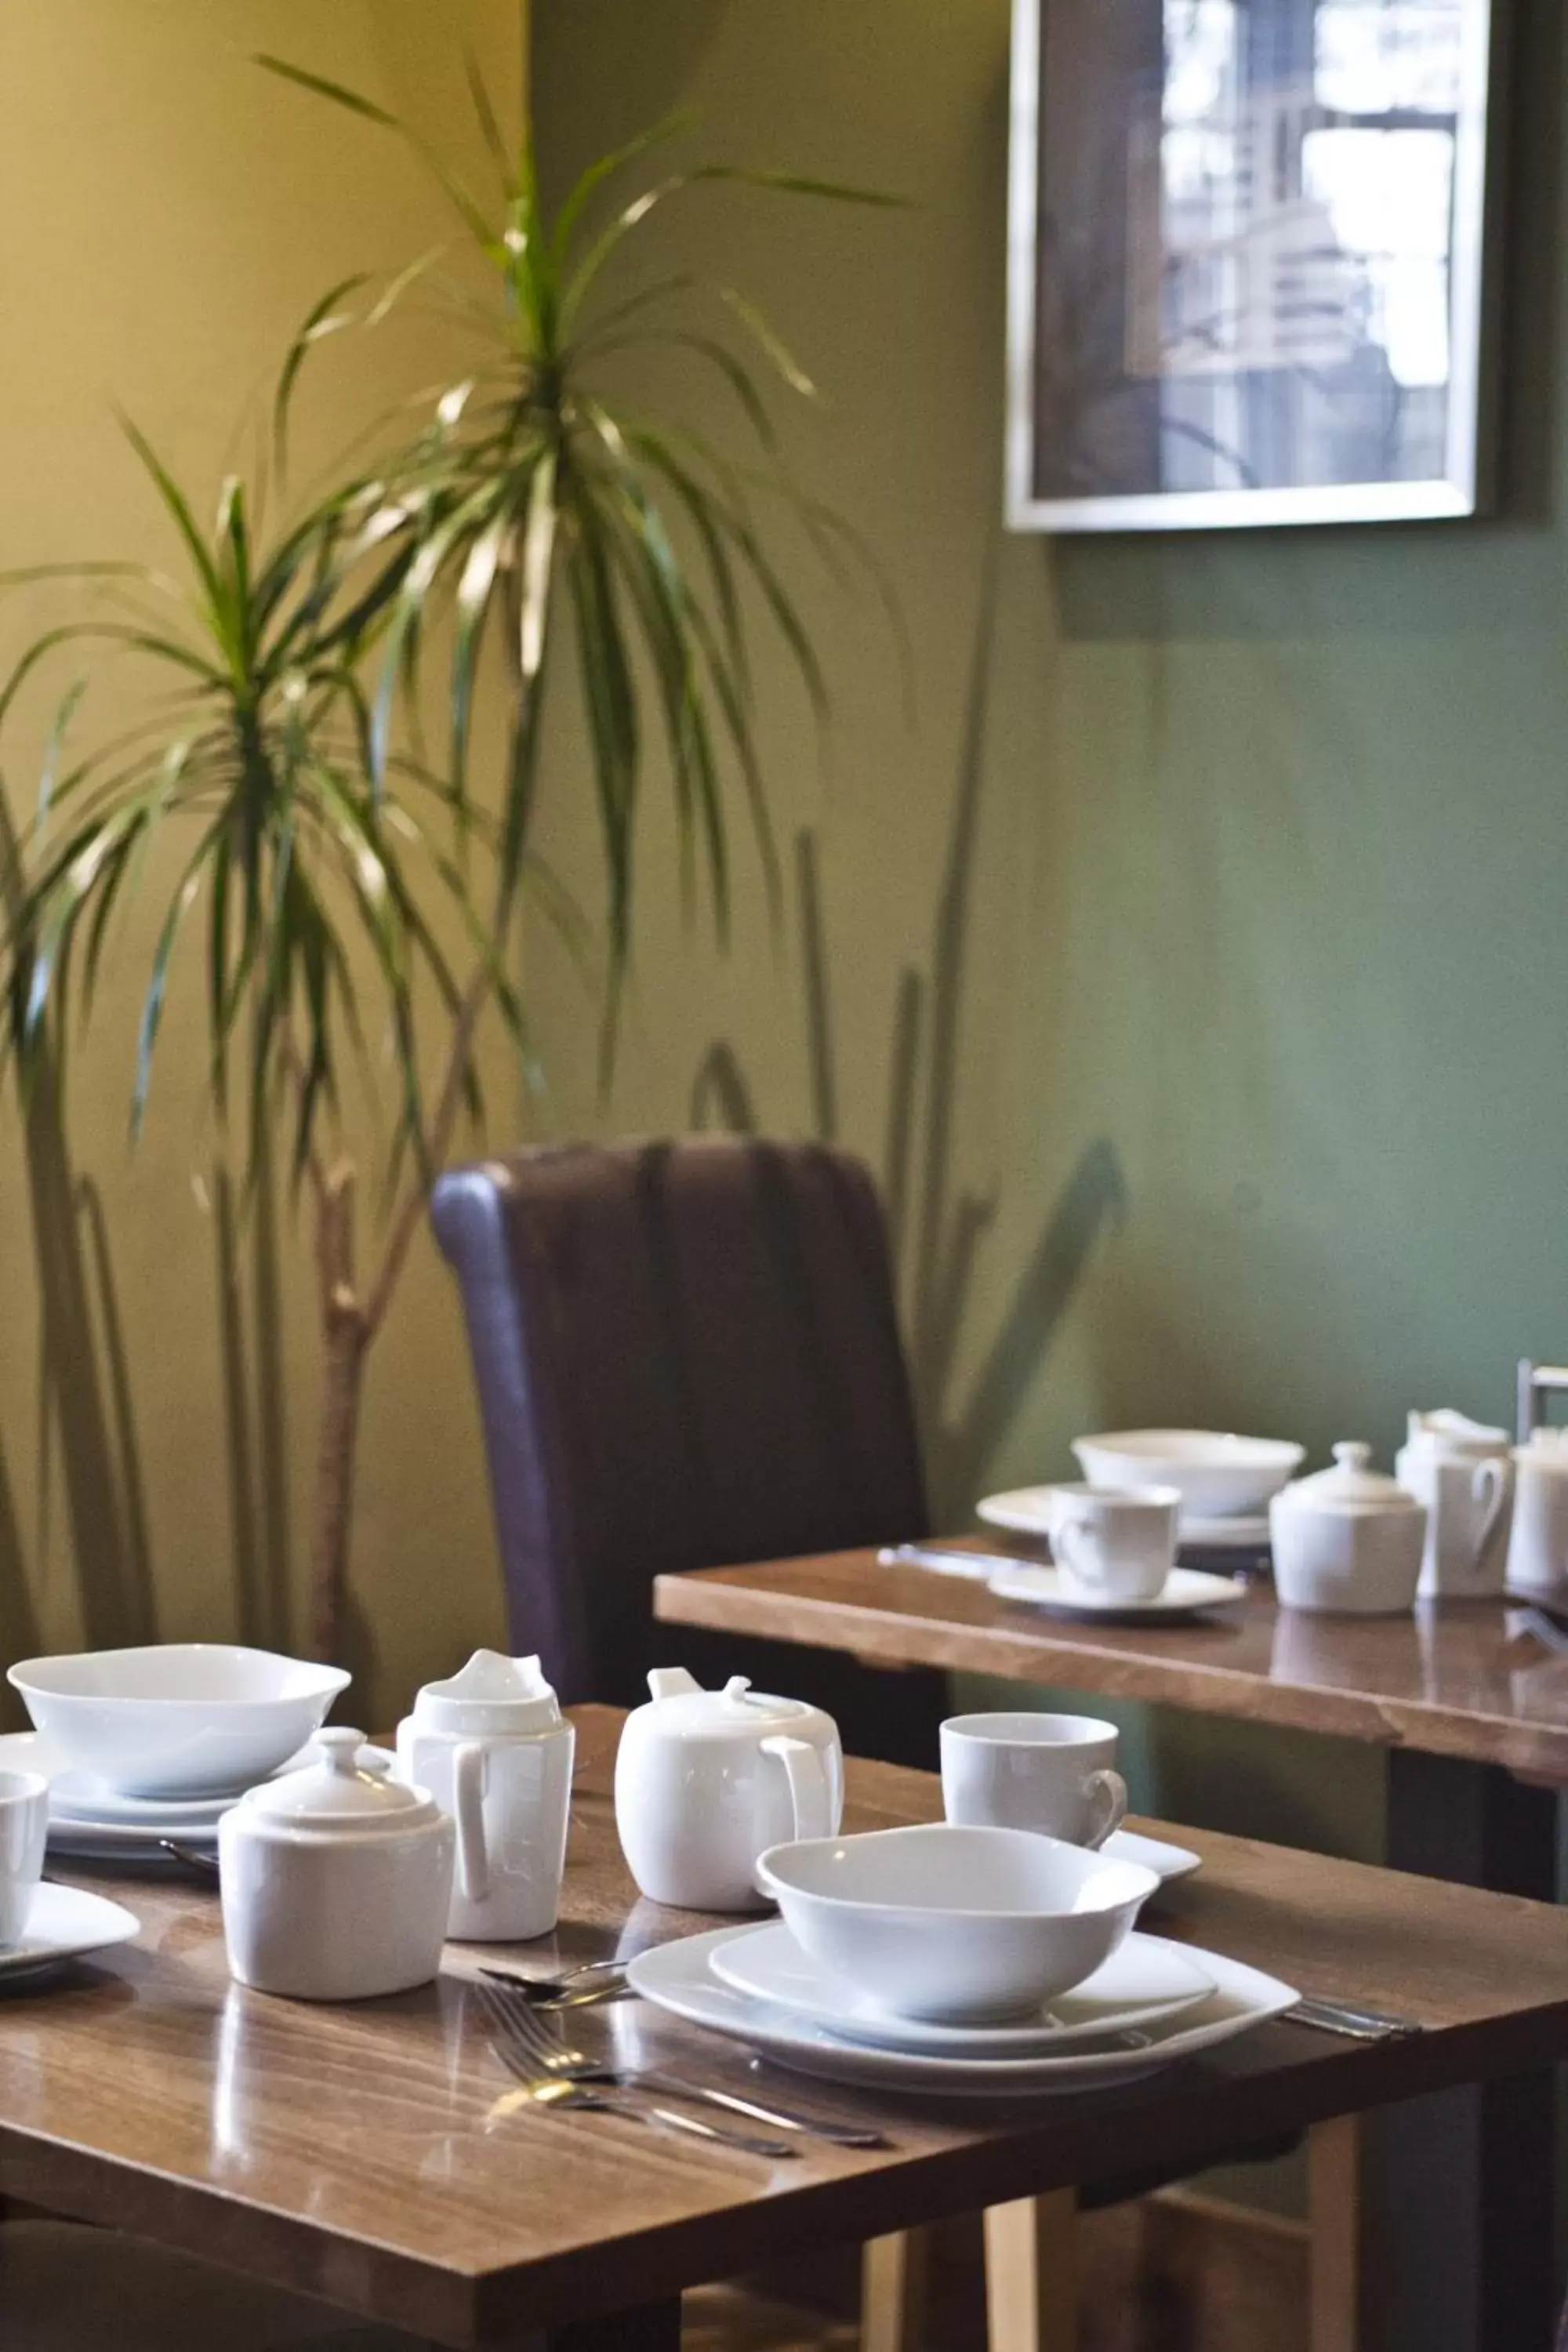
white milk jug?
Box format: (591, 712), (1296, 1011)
(395, 1651), (574, 1941)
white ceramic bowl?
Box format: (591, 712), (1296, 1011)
(754, 1823), (1158, 2023)
(7, 1646), (350, 1798)
(1073, 1430), (1304, 1519)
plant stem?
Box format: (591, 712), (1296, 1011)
(310, 1158), (368, 1662)
(306, 921), (501, 1659)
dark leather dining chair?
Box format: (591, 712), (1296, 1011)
(430, 1134), (944, 1765)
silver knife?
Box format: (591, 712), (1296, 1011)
(878, 1542), (1026, 1578)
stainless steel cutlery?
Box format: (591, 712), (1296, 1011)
(1285, 1996), (1422, 2041)
(473, 1974), (888, 2149)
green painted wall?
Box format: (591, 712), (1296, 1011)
(529, 0), (1568, 2216)
(528, 0), (1568, 1874)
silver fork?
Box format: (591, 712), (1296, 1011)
(470, 1980), (796, 2158)
(477, 1957), (630, 2006)
(478, 1976), (889, 2148)
(1285, 1996), (1423, 2041)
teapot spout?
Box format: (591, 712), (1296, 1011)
(646, 1666), (704, 1701)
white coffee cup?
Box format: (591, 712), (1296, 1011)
(1047, 1482), (1179, 1602)
(0, 1771), (48, 1946)
(941, 1711), (1128, 1849)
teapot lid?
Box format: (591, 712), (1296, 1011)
(240, 1729), (443, 1835)
(412, 1650), (561, 1736)
(641, 1669), (821, 1738)
(1406, 1408), (1508, 1452)
(1276, 1443), (1421, 1517)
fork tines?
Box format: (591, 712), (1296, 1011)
(470, 1974), (556, 2076)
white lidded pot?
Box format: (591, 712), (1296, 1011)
(1271, 1443), (1427, 1617)
(395, 1650), (574, 1942)
(614, 1668), (844, 1911)
(220, 1727), (455, 2001)
(1395, 1410), (1513, 1600)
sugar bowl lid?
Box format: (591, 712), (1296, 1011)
(1274, 1443), (1421, 1518)
(238, 1728), (443, 1837)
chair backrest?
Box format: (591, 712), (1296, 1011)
(431, 1137), (938, 1754)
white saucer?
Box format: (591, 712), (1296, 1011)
(986, 1563), (1246, 1621)
(0, 1883), (139, 1975)
(626, 1928), (1298, 2096)
(708, 1926), (1212, 2055)
(1104, 1828), (1200, 1882)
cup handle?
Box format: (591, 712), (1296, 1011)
(1083, 1769), (1127, 1851)
(1054, 1515), (1097, 1585)
(1471, 1459), (1508, 1565)
(452, 1741), (490, 1904)
(760, 1736), (833, 1842)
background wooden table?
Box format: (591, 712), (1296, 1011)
(2, 1708), (1567, 2350)
(655, 1554), (1568, 2350)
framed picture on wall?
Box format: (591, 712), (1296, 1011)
(1005, 0), (1504, 532)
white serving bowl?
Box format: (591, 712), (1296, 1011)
(7, 1646), (350, 1798)
(1073, 1430), (1304, 1519)
(754, 1823), (1157, 2023)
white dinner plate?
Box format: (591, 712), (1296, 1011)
(626, 1929), (1298, 2096)
(0, 1883), (139, 1975)
(44, 1816), (222, 1857)
(708, 1925), (1213, 2054)
(0, 1731), (394, 1853)
(1105, 1828), (1201, 1882)
(985, 1563), (1246, 1621)
(49, 1776), (243, 1828)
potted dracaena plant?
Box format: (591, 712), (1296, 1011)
(0, 55), (897, 1661)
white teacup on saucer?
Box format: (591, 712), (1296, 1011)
(941, 1711), (1127, 1848)
(1046, 1483), (1179, 1603)
(0, 1770), (49, 1946)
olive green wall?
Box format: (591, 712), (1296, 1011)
(529, 0), (1566, 1869)
(0, 2), (524, 1722)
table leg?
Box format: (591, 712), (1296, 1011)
(543, 2299), (682, 2352)
(983, 2192), (1076, 2352)
(1366, 1749), (1560, 2352)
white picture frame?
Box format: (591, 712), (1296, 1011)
(1005, 0), (1503, 533)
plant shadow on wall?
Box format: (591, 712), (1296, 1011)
(0, 49), (903, 1673)
(690, 567), (1127, 1514)
(0, 783), (291, 1701)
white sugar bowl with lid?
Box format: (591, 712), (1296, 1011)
(1271, 1443), (1427, 1617)
(395, 1651), (575, 1942)
(220, 1728), (455, 2001)
(615, 1668), (844, 1911)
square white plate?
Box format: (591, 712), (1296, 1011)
(626, 1928), (1298, 2095)
(707, 1924), (1213, 2054)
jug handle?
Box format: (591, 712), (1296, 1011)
(760, 1736), (833, 1842)
(1472, 1458), (1510, 1564)
(452, 1742), (490, 1904)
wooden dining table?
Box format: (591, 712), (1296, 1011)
(654, 1550), (1568, 2352)
(5, 1704), (1568, 2352)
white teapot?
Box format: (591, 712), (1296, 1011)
(614, 1668), (843, 1911)
(395, 1651), (575, 1942)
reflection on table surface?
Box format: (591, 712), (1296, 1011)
(656, 1555), (1568, 1774)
